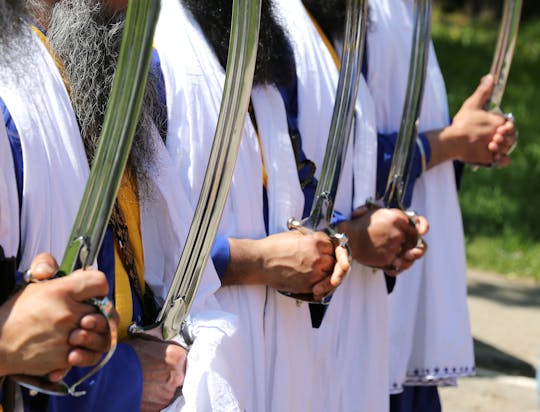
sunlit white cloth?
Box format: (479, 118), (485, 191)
(0, 30), (87, 269)
(275, 1), (390, 410)
(367, 0), (475, 394)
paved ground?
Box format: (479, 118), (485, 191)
(439, 269), (540, 411)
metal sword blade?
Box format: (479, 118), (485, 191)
(383, 0), (432, 209)
(13, 0), (161, 397)
(154, 0), (261, 341)
(279, 0), (367, 304)
(486, 0), (523, 112)
(306, 0), (368, 230)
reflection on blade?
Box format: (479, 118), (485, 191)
(383, 0), (432, 209)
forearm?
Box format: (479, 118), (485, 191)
(425, 126), (461, 168)
(220, 238), (266, 286)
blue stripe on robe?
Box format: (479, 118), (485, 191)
(1, 80), (145, 412)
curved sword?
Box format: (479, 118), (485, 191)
(487, 0), (523, 115)
(130, 0), (261, 342)
(13, 0), (161, 397)
(383, 0), (432, 210)
(282, 0), (368, 304)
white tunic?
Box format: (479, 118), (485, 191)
(367, 0), (475, 393)
(275, 1), (389, 410)
(0, 30), (88, 269)
(156, 1), (269, 410)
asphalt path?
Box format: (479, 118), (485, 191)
(439, 269), (540, 411)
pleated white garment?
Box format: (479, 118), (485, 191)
(275, 1), (390, 410)
(367, 0), (475, 394)
(0, 30), (88, 270)
(156, 1), (268, 410)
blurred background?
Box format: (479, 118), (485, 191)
(431, 2), (540, 410)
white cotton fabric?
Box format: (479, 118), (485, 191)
(252, 86), (319, 412)
(0, 120), (19, 257)
(0, 30), (88, 270)
(275, 1), (389, 411)
(156, 1), (268, 410)
(367, 0), (474, 393)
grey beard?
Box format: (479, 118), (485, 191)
(0, 0), (33, 70)
(46, 0), (162, 197)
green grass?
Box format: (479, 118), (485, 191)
(432, 10), (540, 280)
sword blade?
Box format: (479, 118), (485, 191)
(61, 0), (161, 273)
(487, 0), (523, 112)
(383, 0), (432, 209)
(14, 0), (161, 397)
(156, 0), (261, 340)
(306, 0), (368, 229)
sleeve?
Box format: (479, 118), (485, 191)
(211, 235), (231, 280)
(375, 132), (431, 208)
(331, 210), (347, 227)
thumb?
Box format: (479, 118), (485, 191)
(29, 253), (59, 281)
(461, 74), (494, 110)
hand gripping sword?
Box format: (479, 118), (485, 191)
(281, 0), (368, 304)
(13, 0), (161, 397)
(383, 0), (432, 212)
(129, 0), (261, 342)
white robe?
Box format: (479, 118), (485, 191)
(274, 1), (389, 410)
(0, 30), (88, 269)
(0, 27), (225, 411)
(157, 0), (384, 410)
(367, 0), (475, 393)
(156, 1), (268, 410)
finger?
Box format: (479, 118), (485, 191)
(312, 277), (335, 301)
(461, 74), (494, 110)
(48, 368), (69, 383)
(67, 348), (104, 367)
(327, 245), (350, 288)
(68, 328), (110, 353)
(394, 219), (418, 250)
(66, 270), (110, 302)
(317, 254), (336, 274)
(414, 216), (429, 236)
(29, 253), (59, 281)
(494, 155), (512, 168)
(79, 312), (109, 333)
(312, 231), (334, 255)
(164, 344), (188, 369)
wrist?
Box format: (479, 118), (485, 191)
(223, 238), (266, 286)
(426, 127), (461, 167)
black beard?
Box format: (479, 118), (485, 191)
(302, 0), (373, 44)
(182, 0), (296, 88)
(47, 0), (164, 196)
(302, 0), (346, 43)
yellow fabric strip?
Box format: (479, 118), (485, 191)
(306, 11), (341, 69)
(115, 175), (145, 340)
(256, 133), (268, 188)
(31, 26), (70, 93)
(33, 26), (143, 340)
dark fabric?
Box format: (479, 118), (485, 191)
(453, 160), (465, 191)
(0, 245), (16, 304)
(385, 273), (396, 294)
(376, 132), (432, 209)
(390, 386), (442, 412)
(2, 378), (16, 412)
(211, 235), (231, 280)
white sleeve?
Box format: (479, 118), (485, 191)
(0, 120), (20, 258)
